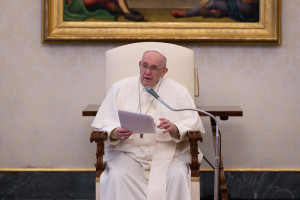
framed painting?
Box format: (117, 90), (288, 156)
(42, 0), (281, 44)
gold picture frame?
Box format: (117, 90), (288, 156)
(42, 0), (281, 44)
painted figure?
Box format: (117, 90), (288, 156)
(171, 0), (259, 22)
(64, 0), (144, 22)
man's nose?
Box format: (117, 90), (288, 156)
(145, 67), (152, 73)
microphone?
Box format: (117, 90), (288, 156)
(145, 86), (171, 109)
(145, 86), (160, 99)
(145, 86), (215, 117)
(145, 85), (221, 200)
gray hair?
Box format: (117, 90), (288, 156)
(142, 49), (167, 68)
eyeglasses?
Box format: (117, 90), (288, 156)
(140, 62), (165, 72)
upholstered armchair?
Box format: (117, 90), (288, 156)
(90, 42), (203, 200)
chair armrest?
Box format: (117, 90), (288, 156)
(188, 131), (203, 178)
(90, 130), (203, 179)
(90, 131), (108, 178)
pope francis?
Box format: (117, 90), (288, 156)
(92, 49), (205, 200)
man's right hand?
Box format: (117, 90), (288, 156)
(111, 127), (132, 140)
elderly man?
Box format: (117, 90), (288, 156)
(92, 49), (205, 200)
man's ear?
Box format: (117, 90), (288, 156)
(161, 68), (168, 78)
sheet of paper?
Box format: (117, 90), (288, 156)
(118, 110), (156, 134)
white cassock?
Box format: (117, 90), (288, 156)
(92, 76), (205, 200)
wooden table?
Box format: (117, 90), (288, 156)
(83, 104), (243, 200)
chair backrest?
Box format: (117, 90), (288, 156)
(106, 42), (195, 97)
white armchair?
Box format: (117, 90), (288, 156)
(90, 42), (203, 200)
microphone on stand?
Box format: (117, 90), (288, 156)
(145, 86), (218, 119)
(145, 86), (221, 200)
(145, 86), (160, 99)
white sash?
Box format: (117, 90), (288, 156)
(147, 141), (176, 200)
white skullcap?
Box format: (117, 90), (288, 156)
(144, 48), (167, 60)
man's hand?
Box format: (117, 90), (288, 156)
(112, 127), (132, 140)
(157, 118), (179, 134)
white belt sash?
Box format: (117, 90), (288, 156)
(147, 141), (176, 200)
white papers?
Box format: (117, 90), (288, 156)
(118, 110), (156, 133)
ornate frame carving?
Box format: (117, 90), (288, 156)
(42, 0), (281, 44)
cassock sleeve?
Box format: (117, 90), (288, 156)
(91, 84), (121, 145)
(169, 88), (205, 143)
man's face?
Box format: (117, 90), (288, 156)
(139, 51), (168, 88)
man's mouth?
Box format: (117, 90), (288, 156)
(144, 77), (152, 81)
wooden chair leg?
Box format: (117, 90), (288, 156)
(90, 131), (107, 178)
(188, 131), (203, 200)
(188, 130), (203, 177)
(90, 131), (108, 200)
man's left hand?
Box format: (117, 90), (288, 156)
(157, 118), (179, 134)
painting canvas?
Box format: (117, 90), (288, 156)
(42, 0), (281, 44)
(63, 0), (259, 23)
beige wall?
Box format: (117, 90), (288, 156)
(0, 0), (299, 169)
